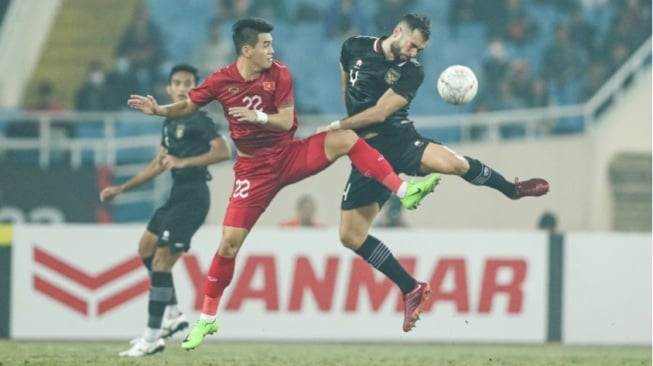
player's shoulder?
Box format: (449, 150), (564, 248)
(269, 60), (293, 79)
(344, 35), (377, 50)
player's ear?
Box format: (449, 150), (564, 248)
(165, 84), (172, 97)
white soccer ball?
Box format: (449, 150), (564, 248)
(437, 65), (478, 105)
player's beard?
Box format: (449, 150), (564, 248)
(390, 41), (405, 62)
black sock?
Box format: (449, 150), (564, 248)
(148, 271), (174, 330)
(462, 156), (515, 198)
(354, 235), (416, 294)
(142, 256), (153, 272)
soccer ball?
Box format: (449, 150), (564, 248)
(437, 65), (478, 105)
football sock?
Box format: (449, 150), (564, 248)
(354, 235), (416, 295)
(348, 139), (403, 195)
(201, 254), (236, 319)
(462, 156), (515, 198)
(146, 271), (174, 340)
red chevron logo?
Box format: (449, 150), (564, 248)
(32, 246), (150, 316)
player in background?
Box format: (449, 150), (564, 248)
(317, 13), (550, 332)
(101, 64), (232, 357)
(127, 17), (440, 351)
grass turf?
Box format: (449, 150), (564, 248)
(0, 341), (650, 366)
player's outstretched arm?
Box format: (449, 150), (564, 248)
(317, 89), (408, 133)
(161, 136), (232, 169)
(128, 94), (200, 119)
(99, 147), (167, 202)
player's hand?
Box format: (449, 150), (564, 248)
(316, 125), (331, 134)
(228, 106), (256, 123)
(161, 153), (187, 169)
(128, 94), (159, 115)
(100, 186), (122, 202)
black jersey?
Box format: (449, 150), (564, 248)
(161, 110), (222, 182)
(340, 36), (424, 136)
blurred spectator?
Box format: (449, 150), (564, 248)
(250, 0), (289, 20)
(607, 0), (652, 52)
(604, 41), (633, 86)
(115, 1), (165, 90)
(502, 0), (538, 44)
(538, 210), (559, 233)
(149, 55), (176, 104)
(15, 81), (71, 163)
(192, 18), (235, 78)
(482, 39), (511, 94)
(527, 77), (551, 108)
(448, 0), (481, 29)
(214, 0), (252, 22)
(280, 195), (325, 228)
(29, 81), (64, 112)
(476, 0), (507, 38)
(541, 23), (587, 104)
(375, 0), (417, 34)
(324, 0), (367, 40)
(508, 59), (534, 105)
(75, 60), (110, 111)
(105, 57), (141, 110)
(375, 196), (408, 228)
(489, 80), (527, 138)
(568, 6), (599, 57)
(578, 60), (609, 102)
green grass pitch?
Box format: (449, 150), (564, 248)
(0, 341), (650, 366)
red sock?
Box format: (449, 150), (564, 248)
(348, 139), (402, 193)
(202, 254), (235, 316)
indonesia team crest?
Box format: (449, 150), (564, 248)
(175, 124), (185, 139)
(384, 68), (400, 85)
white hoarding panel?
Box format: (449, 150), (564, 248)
(11, 225), (547, 342)
(563, 232), (651, 345)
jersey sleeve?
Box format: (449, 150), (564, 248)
(189, 72), (218, 107)
(339, 37), (354, 68)
(391, 64), (424, 102)
(274, 65), (294, 109)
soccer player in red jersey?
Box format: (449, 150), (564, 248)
(128, 17), (440, 350)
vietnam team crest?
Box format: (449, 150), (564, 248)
(263, 82), (276, 91)
(175, 124), (185, 139)
(384, 68), (400, 85)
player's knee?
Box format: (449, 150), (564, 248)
(338, 228), (365, 250)
(218, 237), (242, 257)
(326, 129), (358, 156)
(151, 252), (175, 272)
(452, 156), (470, 176)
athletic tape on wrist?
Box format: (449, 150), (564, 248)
(255, 110), (269, 124)
(329, 120), (342, 130)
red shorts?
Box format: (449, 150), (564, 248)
(223, 132), (331, 230)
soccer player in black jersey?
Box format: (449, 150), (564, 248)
(317, 13), (549, 332)
(100, 64), (232, 356)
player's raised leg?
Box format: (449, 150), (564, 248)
(323, 130), (440, 209)
(419, 142), (549, 199)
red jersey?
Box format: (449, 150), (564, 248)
(189, 60), (298, 156)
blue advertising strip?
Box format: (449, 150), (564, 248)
(0, 225), (12, 338)
(546, 232), (564, 342)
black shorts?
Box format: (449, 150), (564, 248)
(146, 180), (210, 252)
(341, 126), (436, 210)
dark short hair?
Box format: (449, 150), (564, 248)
(400, 13), (431, 41)
(168, 64), (199, 84)
(232, 17), (274, 55)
